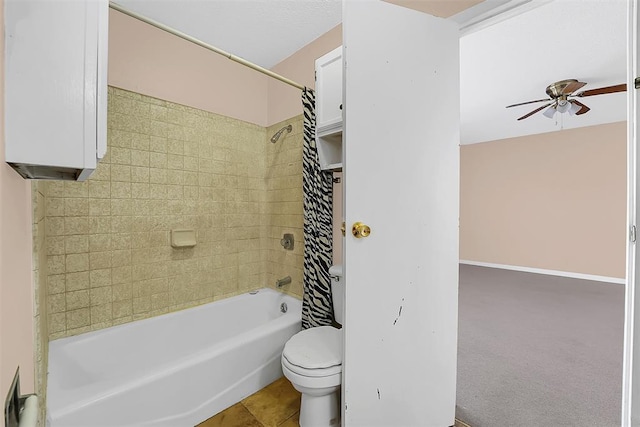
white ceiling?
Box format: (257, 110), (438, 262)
(112, 0), (628, 145)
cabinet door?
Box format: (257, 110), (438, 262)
(343, 1), (459, 426)
(316, 46), (343, 133)
(5, 0), (108, 180)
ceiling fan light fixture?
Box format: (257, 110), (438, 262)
(543, 106), (556, 118)
(556, 99), (571, 113)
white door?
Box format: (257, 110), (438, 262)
(342, 1), (460, 425)
(624, 1), (640, 425)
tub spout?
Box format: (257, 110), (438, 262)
(276, 276), (292, 288)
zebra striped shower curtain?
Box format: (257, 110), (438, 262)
(301, 88), (334, 329)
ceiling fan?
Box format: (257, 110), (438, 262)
(506, 79), (626, 121)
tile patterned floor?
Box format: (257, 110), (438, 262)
(197, 377), (301, 427)
(197, 376), (472, 427)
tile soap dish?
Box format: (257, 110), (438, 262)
(171, 229), (196, 248)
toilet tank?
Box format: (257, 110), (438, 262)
(329, 265), (344, 324)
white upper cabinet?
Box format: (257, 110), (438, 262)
(315, 46), (343, 171)
(316, 46), (343, 134)
(4, 0), (108, 181)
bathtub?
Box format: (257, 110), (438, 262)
(47, 288), (301, 427)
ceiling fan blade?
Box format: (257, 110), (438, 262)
(561, 80), (587, 95)
(571, 100), (590, 115)
(517, 102), (553, 121)
(576, 83), (627, 97)
(506, 98), (552, 108)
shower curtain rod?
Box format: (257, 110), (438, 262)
(108, 2), (306, 91)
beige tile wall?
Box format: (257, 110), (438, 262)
(31, 181), (48, 425)
(44, 87), (305, 340)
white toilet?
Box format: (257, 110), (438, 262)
(282, 265), (343, 427)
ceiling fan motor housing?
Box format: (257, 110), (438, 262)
(545, 79), (582, 98)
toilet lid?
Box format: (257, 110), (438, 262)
(283, 326), (342, 370)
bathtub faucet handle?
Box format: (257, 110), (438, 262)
(276, 276), (292, 288)
(280, 234), (294, 251)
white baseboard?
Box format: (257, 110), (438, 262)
(459, 260), (625, 285)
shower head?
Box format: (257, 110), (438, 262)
(270, 124), (292, 143)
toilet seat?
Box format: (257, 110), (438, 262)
(282, 356), (342, 378)
(282, 326), (342, 377)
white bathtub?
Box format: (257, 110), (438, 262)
(47, 288), (302, 427)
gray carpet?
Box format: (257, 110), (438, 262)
(456, 265), (624, 427)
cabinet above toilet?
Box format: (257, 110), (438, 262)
(315, 46), (343, 171)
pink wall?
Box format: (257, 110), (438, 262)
(0, 0), (36, 420)
(108, 9), (270, 127)
(460, 122), (627, 278)
(109, 7), (341, 128)
(267, 25), (342, 125)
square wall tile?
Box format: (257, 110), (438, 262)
(65, 272), (89, 292)
(66, 308), (90, 329)
(66, 290), (90, 311)
(66, 253), (89, 273)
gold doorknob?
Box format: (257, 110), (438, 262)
(352, 222), (371, 238)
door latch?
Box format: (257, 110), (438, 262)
(352, 222), (371, 238)
(631, 225), (637, 243)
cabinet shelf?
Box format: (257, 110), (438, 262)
(325, 162), (343, 172)
(317, 130), (342, 172)
(318, 120), (343, 138)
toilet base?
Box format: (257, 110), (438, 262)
(299, 387), (340, 427)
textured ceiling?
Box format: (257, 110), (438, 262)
(113, 0), (343, 69)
